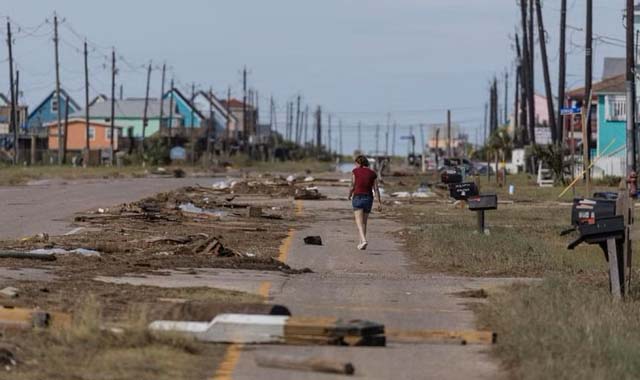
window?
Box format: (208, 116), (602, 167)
(88, 127), (95, 140)
(605, 96), (626, 122)
(106, 128), (112, 140)
(51, 97), (59, 112)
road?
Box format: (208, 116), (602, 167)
(218, 185), (512, 380)
(0, 177), (215, 239)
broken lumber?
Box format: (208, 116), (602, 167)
(0, 287), (19, 299)
(255, 354), (355, 376)
(0, 306), (71, 330)
(386, 329), (496, 345)
(149, 314), (385, 346)
(0, 251), (57, 261)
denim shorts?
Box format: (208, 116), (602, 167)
(352, 194), (374, 213)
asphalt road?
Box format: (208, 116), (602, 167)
(226, 186), (514, 380)
(0, 177), (215, 239)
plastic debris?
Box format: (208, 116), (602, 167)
(28, 248), (101, 257)
(179, 203), (227, 218)
(304, 176), (315, 182)
(286, 175), (296, 183)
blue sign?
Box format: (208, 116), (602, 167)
(560, 107), (581, 116)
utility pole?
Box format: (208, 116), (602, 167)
(168, 79), (175, 147)
(536, 0), (558, 144)
(141, 61), (152, 155)
(392, 122), (396, 156)
(358, 122), (362, 152)
(190, 83), (196, 164)
(420, 124), (426, 172)
(386, 112), (391, 156)
(516, 33), (529, 146)
(109, 49), (116, 164)
(626, 0), (636, 176)
(375, 124), (380, 155)
(528, 0), (536, 133)
(242, 66), (248, 151)
(515, 58), (521, 147)
(339, 120), (343, 157)
(584, 0), (593, 190)
(14, 69), (19, 162)
(159, 62), (166, 137)
(6, 20), (17, 165)
(520, 0), (535, 145)
(304, 105), (309, 146)
(84, 41), (90, 163)
(504, 70), (509, 125)
(435, 128), (440, 168)
(206, 87), (213, 159)
(557, 0), (567, 143)
(447, 110), (452, 157)
(316, 106), (322, 152)
(328, 114), (333, 154)
(119, 85), (123, 100)
(53, 14), (63, 165)
(62, 97), (69, 164)
(483, 102), (488, 146)
(295, 95), (301, 145)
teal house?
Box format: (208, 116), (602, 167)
(163, 89), (206, 129)
(595, 74), (626, 158)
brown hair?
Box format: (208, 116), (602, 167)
(355, 155), (369, 167)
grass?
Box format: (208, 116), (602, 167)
(0, 165), (150, 186)
(8, 296), (225, 380)
(229, 156), (335, 174)
(476, 277), (640, 380)
(391, 173), (640, 378)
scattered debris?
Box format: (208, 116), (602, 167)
(144, 236), (192, 245)
(0, 306), (72, 330)
(179, 203), (226, 218)
(294, 187), (324, 200)
(29, 248), (101, 257)
(386, 329), (496, 345)
(191, 237), (238, 257)
(64, 227), (85, 236)
(255, 354), (355, 376)
(173, 168), (186, 178)
(20, 233), (49, 243)
(0, 287), (19, 299)
(304, 236), (323, 246)
(0, 251), (57, 261)
(286, 175), (296, 183)
(304, 176), (315, 182)
(0, 345), (16, 369)
(149, 314), (385, 346)
(247, 207), (263, 218)
(454, 289), (489, 299)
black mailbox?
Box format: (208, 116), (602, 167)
(441, 170), (462, 184)
(449, 182), (479, 200)
(567, 215), (625, 249)
(570, 198), (616, 226)
(468, 194), (498, 211)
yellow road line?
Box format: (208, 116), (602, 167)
(295, 199), (304, 216)
(258, 281), (272, 300)
(277, 229), (294, 263)
(210, 344), (243, 380)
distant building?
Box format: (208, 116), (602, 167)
(26, 89), (81, 133)
(220, 98), (257, 140)
(163, 88), (207, 131)
(45, 118), (122, 151)
(69, 98), (181, 138)
(191, 91), (237, 137)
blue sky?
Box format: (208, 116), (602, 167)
(1, 0), (627, 154)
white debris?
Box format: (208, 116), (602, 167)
(29, 248), (101, 257)
(179, 203), (227, 218)
(286, 175), (296, 183)
(304, 176), (315, 182)
(391, 192), (412, 198)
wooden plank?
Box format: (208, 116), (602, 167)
(607, 238), (622, 299)
(0, 307), (71, 329)
(284, 317), (337, 337)
(386, 329), (496, 345)
(255, 354), (355, 375)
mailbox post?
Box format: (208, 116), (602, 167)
(469, 194), (498, 234)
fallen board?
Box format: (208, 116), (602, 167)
(149, 314), (385, 346)
(0, 306), (72, 330)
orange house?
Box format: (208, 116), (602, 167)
(46, 118), (122, 151)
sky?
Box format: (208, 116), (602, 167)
(0, 0), (629, 155)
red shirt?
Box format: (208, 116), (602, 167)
(352, 167), (377, 196)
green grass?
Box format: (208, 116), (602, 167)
(229, 156), (335, 174)
(477, 277), (640, 380)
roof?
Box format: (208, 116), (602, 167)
(43, 118), (124, 128)
(70, 98), (180, 119)
(195, 91), (238, 122)
(89, 94), (109, 107)
(220, 98), (253, 109)
(602, 57), (626, 80)
(567, 74), (626, 98)
(28, 88), (82, 122)
(0, 93), (9, 106)
(166, 88), (207, 121)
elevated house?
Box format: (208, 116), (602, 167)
(26, 89), (81, 134)
(70, 98), (182, 139)
(191, 90), (237, 137)
(163, 89), (206, 132)
(45, 118), (123, 152)
(220, 98), (257, 140)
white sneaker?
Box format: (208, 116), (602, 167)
(357, 241), (368, 250)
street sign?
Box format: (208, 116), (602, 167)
(560, 107), (581, 116)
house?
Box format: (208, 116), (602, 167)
(191, 91), (237, 137)
(89, 94), (108, 107)
(69, 98), (182, 138)
(0, 93), (8, 106)
(46, 118), (122, 151)
(163, 89), (206, 130)
(220, 98), (257, 139)
(26, 89), (81, 133)
(0, 105), (28, 135)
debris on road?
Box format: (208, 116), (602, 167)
(28, 248), (101, 257)
(294, 187), (324, 200)
(149, 314), (386, 346)
(386, 329), (496, 345)
(304, 236), (323, 246)
(0, 287), (19, 299)
(0, 306), (71, 330)
(0, 345), (17, 369)
(0, 251), (57, 261)
(20, 233), (49, 243)
(255, 354), (355, 376)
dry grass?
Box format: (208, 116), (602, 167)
(6, 296), (226, 380)
(0, 165), (150, 186)
(477, 277), (640, 380)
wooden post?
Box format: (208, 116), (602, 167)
(30, 135), (36, 165)
(477, 210), (485, 234)
(606, 238), (622, 299)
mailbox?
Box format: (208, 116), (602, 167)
(570, 198), (616, 226)
(449, 182), (479, 200)
(441, 170), (462, 184)
(468, 194), (498, 211)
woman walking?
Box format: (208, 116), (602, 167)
(348, 155), (382, 250)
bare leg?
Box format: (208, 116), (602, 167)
(354, 210), (366, 244)
(362, 212), (370, 241)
